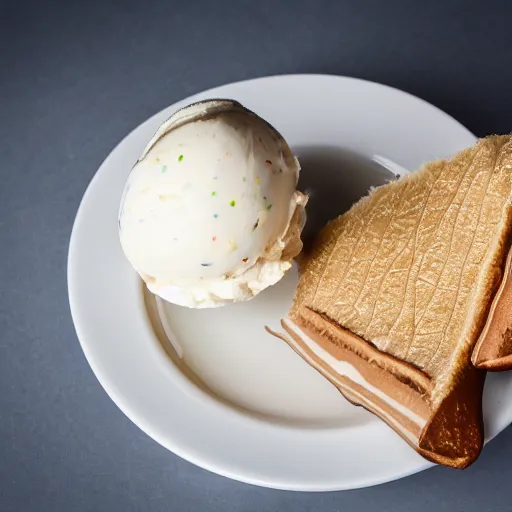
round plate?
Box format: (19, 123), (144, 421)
(68, 75), (512, 491)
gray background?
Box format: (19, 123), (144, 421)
(1, 0), (512, 510)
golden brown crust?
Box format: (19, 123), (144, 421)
(274, 309), (483, 468)
(417, 365), (485, 468)
(293, 136), (512, 389)
(297, 306), (433, 396)
(271, 135), (512, 468)
(472, 245), (512, 370)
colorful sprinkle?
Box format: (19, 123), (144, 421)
(267, 204), (272, 210)
(211, 191), (217, 196)
(212, 236), (217, 242)
(178, 155), (184, 162)
(161, 165), (168, 173)
(242, 258), (248, 263)
(201, 263), (212, 267)
(213, 213), (219, 218)
(265, 160), (272, 166)
(230, 200), (236, 207)
(252, 219), (259, 231)
(228, 240), (238, 253)
(255, 177), (260, 185)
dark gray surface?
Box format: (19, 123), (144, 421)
(1, 0), (512, 510)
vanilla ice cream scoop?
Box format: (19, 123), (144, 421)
(119, 99), (307, 308)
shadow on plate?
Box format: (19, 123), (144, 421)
(296, 145), (397, 250)
(143, 146), (397, 429)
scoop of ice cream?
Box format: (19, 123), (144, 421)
(119, 99), (307, 308)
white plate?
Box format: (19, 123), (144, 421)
(68, 75), (512, 491)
